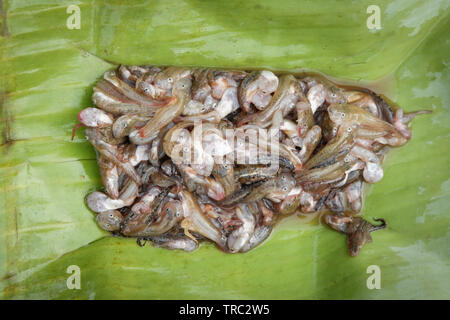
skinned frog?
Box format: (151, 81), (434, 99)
(131, 78), (192, 144)
(86, 177), (139, 213)
(238, 74), (303, 128)
(93, 70), (169, 115)
(327, 104), (429, 147)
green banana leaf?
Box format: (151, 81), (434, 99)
(1, 0), (449, 299)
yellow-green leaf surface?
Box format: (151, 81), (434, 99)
(1, 0), (449, 299)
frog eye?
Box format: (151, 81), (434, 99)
(346, 127), (352, 133)
(108, 213), (114, 218)
(104, 223), (111, 228)
(330, 93), (337, 98)
(340, 112), (345, 118)
(281, 175), (287, 181)
(144, 88), (149, 93)
(344, 156), (350, 163)
(168, 77), (173, 83)
(282, 186), (288, 192)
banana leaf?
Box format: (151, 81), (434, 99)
(1, 0), (449, 299)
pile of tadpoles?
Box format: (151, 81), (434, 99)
(73, 65), (429, 256)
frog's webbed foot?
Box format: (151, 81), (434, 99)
(180, 219), (199, 244)
(369, 218), (387, 232)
